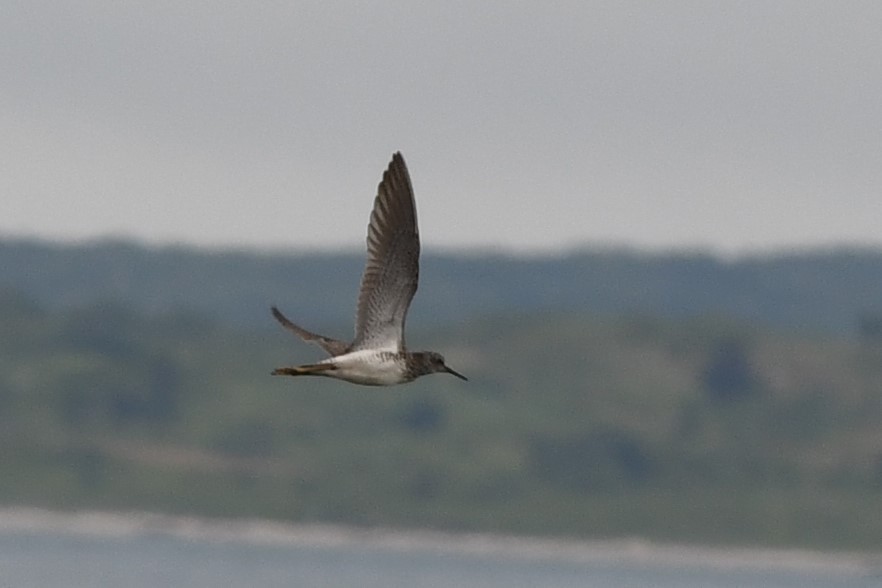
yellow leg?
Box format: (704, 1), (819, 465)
(271, 363), (336, 377)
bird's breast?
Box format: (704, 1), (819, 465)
(321, 350), (409, 386)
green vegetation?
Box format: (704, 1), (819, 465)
(4, 237), (882, 333)
(2, 274), (882, 549)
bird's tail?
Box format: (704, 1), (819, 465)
(271, 363), (336, 377)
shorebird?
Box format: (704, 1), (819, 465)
(271, 152), (467, 386)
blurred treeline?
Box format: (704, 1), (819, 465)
(2, 238), (882, 549)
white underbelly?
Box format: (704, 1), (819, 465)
(321, 350), (407, 386)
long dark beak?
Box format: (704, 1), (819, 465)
(445, 365), (468, 381)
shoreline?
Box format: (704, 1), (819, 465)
(1, 507), (879, 576)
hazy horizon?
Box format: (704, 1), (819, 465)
(4, 230), (882, 263)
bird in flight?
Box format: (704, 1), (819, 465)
(271, 152), (467, 386)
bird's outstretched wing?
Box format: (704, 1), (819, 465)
(349, 152), (420, 352)
(271, 306), (349, 357)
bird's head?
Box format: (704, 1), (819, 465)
(420, 351), (467, 381)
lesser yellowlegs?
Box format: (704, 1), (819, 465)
(271, 152), (466, 385)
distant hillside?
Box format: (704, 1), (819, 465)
(3, 294), (882, 548)
(2, 237), (882, 334)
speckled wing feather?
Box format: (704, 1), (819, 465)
(349, 152), (420, 352)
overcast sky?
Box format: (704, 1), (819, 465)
(2, 2), (881, 254)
